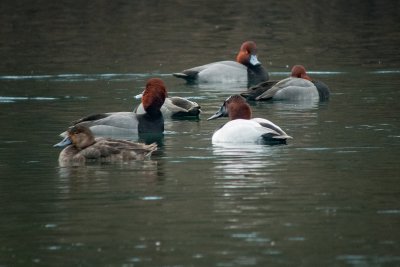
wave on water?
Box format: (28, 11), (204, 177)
(0, 96), (59, 103)
(0, 69), (398, 82)
(0, 96), (89, 103)
(0, 73), (171, 81)
(370, 70), (400, 74)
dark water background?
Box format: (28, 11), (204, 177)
(0, 1), (399, 266)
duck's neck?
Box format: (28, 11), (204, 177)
(137, 111), (164, 134)
(75, 135), (96, 150)
(247, 64), (269, 87)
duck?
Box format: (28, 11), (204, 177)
(54, 125), (157, 166)
(207, 95), (292, 145)
(134, 94), (201, 119)
(241, 65), (330, 101)
(173, 41), (269, 87)
(60, 78), (167, 139)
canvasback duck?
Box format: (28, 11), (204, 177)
(173, 41), (269, 86)
(241, 65), (330, 101)
(208, 95), (292, 145)
(135, 94), (201, 119)
(60, 78), (167, 139)
(54, 125), (157, 166)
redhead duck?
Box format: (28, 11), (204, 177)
(54, 125), (157, 166)
(173, 41), (269, 86)
(60, 78), (167, 139)
(208, 95), (292, 145)
(241, 65), (330, 101)
(135, 94), (201, 119)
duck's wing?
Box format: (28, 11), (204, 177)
(252, 118), (292, 140)
(241, 80), (279, 100)
(135, 97), (201, 118)
(96, 139), (157, 159)
(167, 97), (201, 117)
(79, 112), (137, 128)
(172, 70), (199, 82)
(75, 146), (102, 159)
(254, 77), (293, 100)
(173, 62), (218, 81)
(72, 113), (111, 124)
(255, 77), (318, 100)
(173, 61), (244, 82)
(60, 112), (139, 138)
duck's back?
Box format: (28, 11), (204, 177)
(212, 119), (270, 144)
(58, 139), (157, 166)
(198, 61), (248, 83)
(93, 139), (157, 161)
(174, 61), (248, 83)
(76, 112), (140, 138)
(257, 77), (319, 100)
(135, 97), (201, 118)
(274, 78), (319, 100)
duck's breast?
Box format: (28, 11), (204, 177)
(58, 146), (85, 166)
(312, 80), (331, 101)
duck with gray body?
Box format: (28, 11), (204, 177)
(241, 65), (331, 101)
(58, 78), (167, 141)
(173, 41), (269, 87)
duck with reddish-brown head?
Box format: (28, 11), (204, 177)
(58, 78), (167, 141)
(242, 65), (330, 101)
(208, 95), (292, 145)
(173, 41), (269, 87)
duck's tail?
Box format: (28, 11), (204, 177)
(172, 71), (198, 83)
(262, 133), (293, 145)
(172, 73), (189, 79)
(145, 142), (158, 157)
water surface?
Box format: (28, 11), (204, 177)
(1, 1), (399, 266)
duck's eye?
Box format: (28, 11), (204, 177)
(69, 129), (79, 135)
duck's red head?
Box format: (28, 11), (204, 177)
(226, 95), (252, 120)
(236, 41), (261, 66)
(207, 95), (252, 121)
(291, 65), (312, 81)
(142, 78), (167, 115)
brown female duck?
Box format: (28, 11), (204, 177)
(54, 125), (157, 166)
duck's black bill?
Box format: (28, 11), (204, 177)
(207, 103), (228, 121)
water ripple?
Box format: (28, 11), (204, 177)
(0, 96), (58, 103)
(1, 69), (397, 82)
(0, 73), (170, 81)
